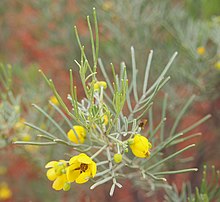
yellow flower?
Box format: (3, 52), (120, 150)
(214, 61), (220, 70)
(129, 134), (152, 158)
(67, 153), (97, 184)
(94, 81), (107, 91)
(114, 153), (122, 163)
(22, 134), (31, 142)
(197, 46), (206, 56)
(49, 95), (59, 106)
(0, 182), (12, 200)
(14, 118), (26, 130)
(45, 160), (69, 191)
(67, 126), (86, 144)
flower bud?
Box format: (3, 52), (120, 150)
(129, 134), (152, 158)
(49, 95), (59, 106)
(63, 182), (71, 191)
(98, 81), (107, 89)
(67, 126), (86, 144)
(94, 81), (107, 91)
(114, 154), (122, 163)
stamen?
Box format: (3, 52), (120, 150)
(80, 163), (88, 172)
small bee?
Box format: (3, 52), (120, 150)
(138, 119), (148, 129)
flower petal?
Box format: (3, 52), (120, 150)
(52, 174), (67, 190)
(77, 153), (92, 164)
(46, 168), (57, 181)
(131, 148), (146, 158)
(67, 129), (79, 144)
(69, 156), (78, 165)
(68, 162), (81, 171)
(68, 126), (86, 144)
(89, 162), (97, 177)
(45, 161), (58, 168)
(73, 126), (86, 137)
(138, 136), (149, 149)
(75, 172), (90, 184)
(67, 167), (80, 183)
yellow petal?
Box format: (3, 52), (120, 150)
(52, 175), (67, 190)
(67, 129), (78, 143)
(90, 162), (97, 177)
(134, 135), (149, 146)
(47, 168), (57, 181)
(67, 128), (85, 144)
(137, 140), (148, 151)
(67, 167), (80, 183)
(77, 153), (92, 164)
(73, 126), (86, 137)
(98, 81), (107, 89)
(132, 135), (150, 151)
(69, 156), (78, 165)
(45, 161), (58, 168)
(50, 96), (59, 106)
(131, 148), (146, 158)
(75, 172), (90, 184)
(68, 162), (81, 171)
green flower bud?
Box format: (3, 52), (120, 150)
(114, 153), (122, 163)
(63, 182), (71, 191)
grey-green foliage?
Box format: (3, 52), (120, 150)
(164, 165), (220, 202)
(77, 0), (220, 102)
(0, 64), (20, 147)
(0, 63), (60, 149)
(13, 9), (211, 197)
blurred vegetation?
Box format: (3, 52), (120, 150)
(165, 165), (220, 202)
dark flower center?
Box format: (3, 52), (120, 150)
(80, 163), (88, 172)
(74, 163), (89, 173)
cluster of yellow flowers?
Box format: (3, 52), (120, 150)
(44, 121), (152, 191)
(67, 125), (152, 158)
(45, 80), (152, 191)
(46, 153), (97, 191)
(45, 125), (152, 191)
